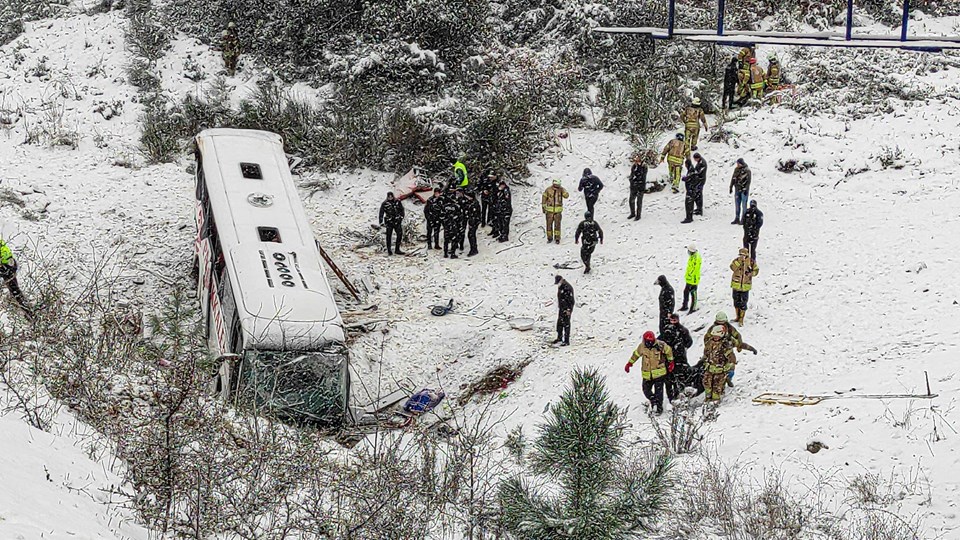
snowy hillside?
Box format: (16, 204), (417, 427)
(1, 4), (959, 540)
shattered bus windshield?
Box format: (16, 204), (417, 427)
(237, 347), (348, 425)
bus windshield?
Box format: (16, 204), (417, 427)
(237, 345), (349, 425)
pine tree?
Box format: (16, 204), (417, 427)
(499, 367), (673, 539)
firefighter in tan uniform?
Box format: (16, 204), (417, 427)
(766, 55), (781, 92)
(701, 312), (757, 402)
(541, 179), (569, 244)
(625, 331), (674, 415)
(730, 247), (759, 325)
(681, 97), (709, 152)
(748, 57), (766, 100)
(736, 47), (754, 103)
(660, 133), (688, 193)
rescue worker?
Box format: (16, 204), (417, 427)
(628, 153), (647, 221)
(423, 187), (443, 250)
(574, 211), (604, 274)
(723, 56), (739, 110)
(0, 237), (30, 316)
(441, 189), (462, 258)
(654, 275), (675, 336)
(625, 331), (674, 415)
(221, 23), (240, 76)
(577, 168), (604, 216)
(378, 191), (404, 255)
(680, 244), (701, 313)
(742, 199), (764, 260)
(730, 247), (759, 326)
(729, 158), (752, 225)
(453, 158), (469, 189)
(748, 57), (766, 100)
(736, 47), (753, 105)
(477, 172), (497, 227)
(659, 312), (693, 402)
(491, 180), (513, 242)
(541, 179), (569, 244)
(702, 312), (757, 397)
(660, 133), (688, 193)
(553, 275), (574, 346)
(681, 97), (709, 152)
(681, 153), (707, 224)
(464, 189), (481, 257)
(765, 54), (781, 92)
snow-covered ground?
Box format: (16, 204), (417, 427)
(1, 6), (959, 539)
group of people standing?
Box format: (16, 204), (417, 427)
(378, 162), (513, 259)
(722, 47), (785, 109)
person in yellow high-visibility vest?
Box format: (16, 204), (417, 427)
(748, 57), (765, 100)
(660, 133), (688, 193)
(681, 97), (709, 152)
(452, 159), (469, 189)
(0, 237), (31, 317)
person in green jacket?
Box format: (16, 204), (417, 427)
(452, 159), (469, 189)
(0, 238), (30, 317)
(680, 243), (701, 313)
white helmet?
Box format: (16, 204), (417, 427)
(687, 243), (697, 253)
(692, 97), (701, 106)
(715, 311), (729, 323)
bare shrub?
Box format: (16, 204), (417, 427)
(22, 91), (80, 148)
(648, 404), (706, 455)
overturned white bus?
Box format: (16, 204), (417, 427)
(193, 128), (349, 425)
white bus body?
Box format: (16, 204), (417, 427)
(193, 128), (349, 424)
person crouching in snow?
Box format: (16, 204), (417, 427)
(625, 331), (674, 415)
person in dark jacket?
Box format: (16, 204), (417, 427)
(378, 192), (404, 255)
(577, 168), (604, 216)
(723, 56), (739, 109)
(628, 155), (647, 221)
(464, 190), (481, 257)
(730, 158), (752, 224)
(492, 180), (513, 242)
(574, 211), (604, 274)
(659, 313), (694, 401)
(455, 189), (470, 251)
(742, 200), (764, 259)
(681, 153), (707, 223)
(423, 187), (443, 250)
(553, 275), (575, 346)
(441, 190), (462, 259)
(654, 275), (675, 335)
(477, 172), (497, 228)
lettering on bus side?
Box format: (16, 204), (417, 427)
(261, 251), (299, 288)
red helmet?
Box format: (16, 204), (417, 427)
(643, 331), (656, 344)
(749, 57), (757, 64)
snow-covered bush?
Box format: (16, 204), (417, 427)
(789, 47), (946, 118)
(0, 0), (66, 45)
(126, 11), (170, 63)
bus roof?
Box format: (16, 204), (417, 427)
(195, 128), (345, 351)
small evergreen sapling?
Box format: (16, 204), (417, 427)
(499, 367), (673, 539)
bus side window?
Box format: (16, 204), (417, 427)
(195, 157), (207, 202)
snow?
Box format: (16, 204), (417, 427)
(0, 5), (959, 539)
(0, 388), (149, 539)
